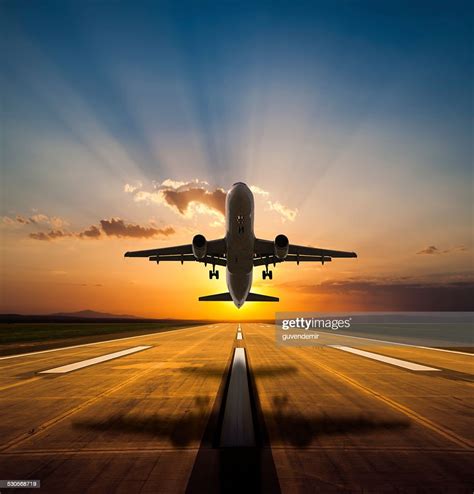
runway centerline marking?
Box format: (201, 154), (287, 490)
(220, 348), (255, 447)
(39, 346), (152, 374)
(330, 346), (440, 371)
(236, 332), (243, 340)
(318, 330), (473, 356)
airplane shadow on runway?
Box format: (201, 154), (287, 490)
(72, 396), (212, 447)
(72, 394), (410, 449)
(267, 395), (411, 447)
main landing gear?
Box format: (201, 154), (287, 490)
(262, 269), (273, 280)
(209, 269), (219, 280)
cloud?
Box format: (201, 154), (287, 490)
(99, 218), (175, 238)
(125, 179), (298, 223)
(249, 185), (298, 221)
(127, 179), (226, 220)
(417, 245), (468, 255)
(266, 200), (298, 222)
(28, 218), (175, 241)
(78, 225), (102, 239)
(3, 213), (68, 228)
(280, 278), (474, 311)
(161, 188), (226, 216)
(249, 185), (270, 197)
(123, 182), (142, 193)
(2, 216), (16, 226)
(29, 230), (72, 241)
(29, 213), (49, 224)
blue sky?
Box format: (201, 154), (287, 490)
(1, 1), (472, 315)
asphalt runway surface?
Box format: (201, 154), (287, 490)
(0, 323), (472, 493)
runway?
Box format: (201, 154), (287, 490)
(0, 323), (472, 493)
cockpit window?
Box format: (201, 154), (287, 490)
(232, 182), (245, 186)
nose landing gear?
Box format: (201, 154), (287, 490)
(209, 269), (219, 280)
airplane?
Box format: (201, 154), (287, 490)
(124, 182), (357, 308)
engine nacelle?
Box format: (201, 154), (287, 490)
(192, 234), (207, 260)
(274, 234), (289, 260)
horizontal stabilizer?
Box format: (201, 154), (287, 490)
(246, 292), (279, 302)
(199, 292), (233, 302)
(199, 292), (279, 302)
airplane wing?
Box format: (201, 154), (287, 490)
(254, 238), (356, 266)
(253, 255), (332, 266)
(124, 238), (227, 266)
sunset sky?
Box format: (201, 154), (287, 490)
(1, 1), (472, 319)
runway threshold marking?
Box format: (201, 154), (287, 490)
(0, 324), (208, 361)
(220, 348), (255, 447)
(39, 346), (152, 374)
(319, 331), (474, 356)
(330, 345), (440, 371)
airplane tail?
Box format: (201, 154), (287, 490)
(199, 292), (279, 302)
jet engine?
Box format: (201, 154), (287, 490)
(192, 234), (207, 260)
(274, 234), (289, 260)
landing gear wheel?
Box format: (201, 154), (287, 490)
(209, 269), (219, 280)
(262, 270), (273, 280)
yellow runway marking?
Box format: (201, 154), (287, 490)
(0, 376), (42, 393)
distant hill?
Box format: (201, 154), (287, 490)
(0, 310), (153, 324)
(50, 310), (138, 319)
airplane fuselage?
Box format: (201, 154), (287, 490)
(225, 182), (255, 307)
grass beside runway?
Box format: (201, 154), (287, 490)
(0, 321), (207, 356)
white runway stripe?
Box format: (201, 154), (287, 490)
(330, 345), (440, 371)
(319, 331), (473, 357)
(39, 346), (151, 374)
(236, 332), (243, 340)
(220, 348), (255, 447)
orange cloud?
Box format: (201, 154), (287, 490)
(125, 179), (298, 224)
(29, 230), (73, 241)
(128, 179), (226, 219)
(161, 188), (226, 215)
(3, 213), (68, 228)
(78, 225), (102, 239)
(28, 218), (175, 241)
(99, 219), (175, 238)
